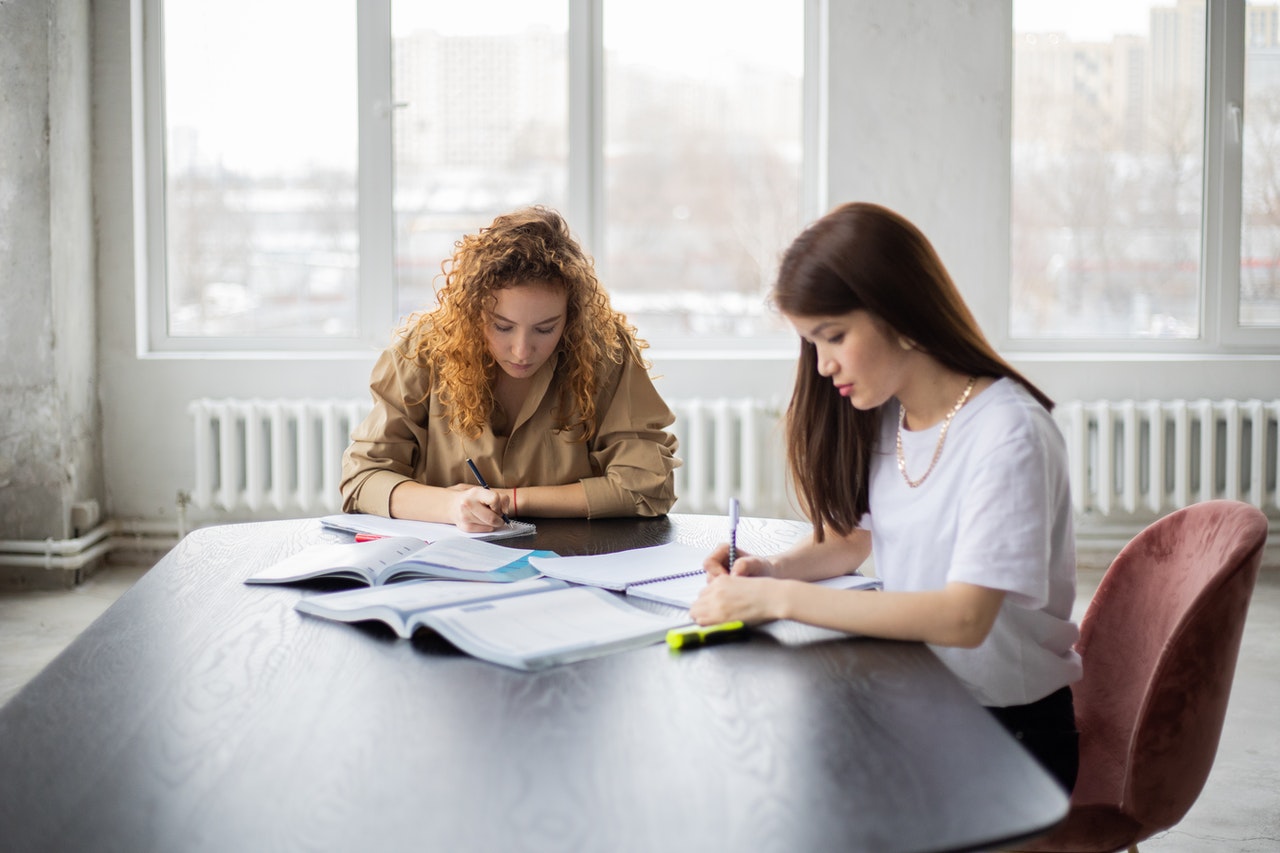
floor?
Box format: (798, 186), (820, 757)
(1, 563), (1277, 851)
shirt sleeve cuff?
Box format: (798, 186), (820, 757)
(580, 475), (635, 518)
(352, 469), (415, 517)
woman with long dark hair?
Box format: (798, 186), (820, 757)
(691, 202), (1080, 792)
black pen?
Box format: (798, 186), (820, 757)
(465, 458), (510, 523)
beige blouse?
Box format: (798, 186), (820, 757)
(340, 333), (681, 518)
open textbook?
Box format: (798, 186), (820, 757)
(321, 513), (537, 542)
(528, 542), (883, 609)
(246, 536), (550, 586)
(295, 578), (689, 671)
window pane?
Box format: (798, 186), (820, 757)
(392, 2), (569, 319)
(163, 1), (358, 338)
(603, 1), (803, 341)
(1012, 1), (1205, 339)
(1242, 2), (1280, 327)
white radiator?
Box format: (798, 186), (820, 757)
(1055, 399), (1280, 519)
(188, 397), (1280, 523)
(188, 399), (368, 513)
(187, 397), (789, 516)
(668, 398), (789, 517)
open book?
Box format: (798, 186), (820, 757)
(295, 578), (689, 671)
(321, 513), (537, 542)
(246, 536), (551, 586)
(529, 542), (882, 609)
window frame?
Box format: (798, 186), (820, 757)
(139, 0), (825, 357)
(999, 0), (1278, 356)
(141, 1), (1272, 360)
(141, 0), (390, 355)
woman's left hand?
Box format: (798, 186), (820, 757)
(689, 575), (784, 626)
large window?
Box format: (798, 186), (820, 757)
(1011, 0), (1279, 347)
(149, 0), (807, 352)
(160, 0), (360, 339)
(390, 3), (570, 318)
(600, 1), (802, 340)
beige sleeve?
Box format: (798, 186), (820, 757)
(580, 353), (682, 518)
(339, 342), (432, 516)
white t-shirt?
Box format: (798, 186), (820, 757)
(861, 378), (1082, 707)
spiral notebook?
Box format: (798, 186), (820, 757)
(528, 542), (707, 592)
(528, 542), (882, 609)
(321, 513), (536, 543)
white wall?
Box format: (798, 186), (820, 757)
(826, 0), (1012, 330)
(90, 0), (1280, 527)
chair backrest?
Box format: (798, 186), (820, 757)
(1070, 499), (1268, 837)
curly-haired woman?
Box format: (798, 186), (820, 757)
(340, 206), (681, 532)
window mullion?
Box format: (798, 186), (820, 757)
(142, 0), (167, 355)
(358, 0), (395, 343)
(803, 0), (829, 223)
(567, 0), (603, 260)
(1203, 0), (1246, 347)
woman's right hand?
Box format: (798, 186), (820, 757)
(703, 543), (777, 579)
(447, 484), (507, 532)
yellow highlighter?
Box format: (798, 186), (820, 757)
(666, 621), (749, 650)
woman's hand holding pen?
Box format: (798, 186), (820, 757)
(446, 484), (510, 532)
(690, 571), (785, 626)
(387, 481), (512, 532)
(702, 543), (777, 578)
(693, 544), (784, 626)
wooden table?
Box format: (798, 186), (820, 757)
(0, 515), (1067, 852)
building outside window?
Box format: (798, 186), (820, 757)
(153, 0), (805, 352)
(152, 1), (1274, 355)
(1011, 0), (1279, 347)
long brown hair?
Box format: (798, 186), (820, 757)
(771, 202), (1053, 540)
(402, 206), (645, 440)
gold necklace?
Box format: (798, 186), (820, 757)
(896, 376), (977, 488)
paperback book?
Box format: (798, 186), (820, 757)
(246, 536), (551, 586)
(296, 578), (690, 671)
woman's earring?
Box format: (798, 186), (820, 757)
(898, 337), (915, 351)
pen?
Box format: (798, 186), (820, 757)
(354, 533), (386, 542)
(465, 457), (510, 523)
(666, 621), (749, 650)
(727, 497), (740, 570)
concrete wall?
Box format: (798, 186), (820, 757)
(0, 0), (101, 540)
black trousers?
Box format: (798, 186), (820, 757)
(986, 686), (1079, 794)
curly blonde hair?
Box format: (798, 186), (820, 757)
(401, 206), (647, 441)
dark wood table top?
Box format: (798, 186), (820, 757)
(0, 514), (1067, 853)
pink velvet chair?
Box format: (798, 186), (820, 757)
(1021, 499), (1269, 853)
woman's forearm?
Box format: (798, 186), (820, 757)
(388, 482), (466, 522)
(771, 528), (873, 581)
(500, 482), (589, 518)
(776, 581), (1005, 648)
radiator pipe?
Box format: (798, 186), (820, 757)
(0, 540), (114, 572)
(0, 520), (182, 572)
(0, 523), (113, 556)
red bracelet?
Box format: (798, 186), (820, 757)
(512, 487), (518, 517)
